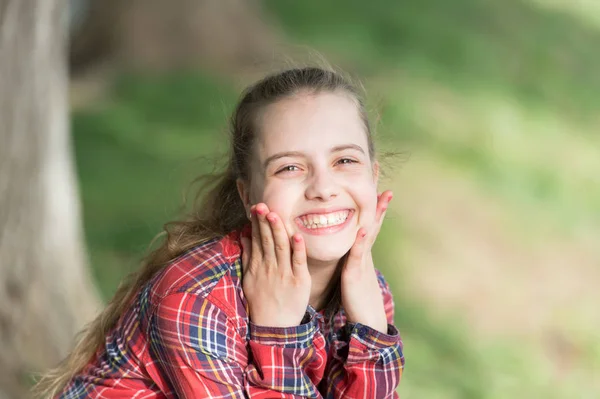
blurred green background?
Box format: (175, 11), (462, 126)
(71, 0), (600, 397)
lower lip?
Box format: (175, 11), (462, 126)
(295, 211), (354, 236)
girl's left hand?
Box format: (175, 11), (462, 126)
(341, 190), (393, 334)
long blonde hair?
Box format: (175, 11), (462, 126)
(33, 66), (377, 398)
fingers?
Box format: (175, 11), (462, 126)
(356, 190), (393, 250)
(250, 205), (263, 259)
(291, 233), (309, 278)
(246, 203), (298, 277)
(255, 203), (277, 271)
(266, 212), (291, 273)
(240, 236), (251, 274)
(376, 190), (393, 223)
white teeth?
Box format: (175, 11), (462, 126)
(298, 210), (350, 229)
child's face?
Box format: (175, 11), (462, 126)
(245, 91), (379, 263)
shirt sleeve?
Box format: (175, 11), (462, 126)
(149, 291), (328, 398)
(321, 270), (405, 399)
(246, 306), (327, 398)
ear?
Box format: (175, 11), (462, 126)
(372, 161), (380, 184)
(236, 178), (251, 216)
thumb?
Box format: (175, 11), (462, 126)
(345, 228), (368, 271)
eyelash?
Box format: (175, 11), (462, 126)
(336, 158), (358, 165)
(277, 165), (300, 173)
(275, 158), (358, 174)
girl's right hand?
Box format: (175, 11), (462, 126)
(240, 203), (312, 327)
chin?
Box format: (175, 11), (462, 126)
(297, 225), (357, 263)
(305, 243), (351, 264)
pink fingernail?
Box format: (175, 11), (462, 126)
(267, 213), (276, 222)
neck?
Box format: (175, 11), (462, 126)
(307, 257), (343, 311)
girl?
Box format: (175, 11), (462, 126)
(36, 67), (405, 398)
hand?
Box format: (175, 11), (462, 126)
(341, 190), (393, 333)
(240, 203), (312, 327)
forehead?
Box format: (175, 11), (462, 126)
(255, 91), (369, 158)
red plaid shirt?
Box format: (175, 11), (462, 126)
(60, 229), (404, 398)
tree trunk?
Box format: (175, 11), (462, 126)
(0, 1), (101, 397)
(68, 0), (276, 74)
(119, 0), (277, 70)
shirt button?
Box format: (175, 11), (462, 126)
(357, 326), (368, 337)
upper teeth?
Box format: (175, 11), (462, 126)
(299, 211), (350, 228)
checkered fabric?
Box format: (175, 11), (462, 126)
(59, 228), (404, 398)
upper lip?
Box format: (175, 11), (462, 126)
(297, 208), (353, 217)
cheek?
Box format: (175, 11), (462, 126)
(259, 184), (296, 217)
(249, 178), (287, 206)
(354, 184), (378, 221)
(261, 192), (300, 237)
(364, 194), (378, 218)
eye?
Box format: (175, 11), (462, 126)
(336, 158), (358, 165)
(276, 165), (300, 174)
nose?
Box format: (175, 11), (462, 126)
(305, 168), (338, 201)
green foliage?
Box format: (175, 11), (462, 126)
(73, 72), (237, 297)
(264, 0), (600, 119)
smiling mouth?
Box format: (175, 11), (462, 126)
(296, 210), (352, 229)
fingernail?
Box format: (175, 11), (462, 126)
(266, 213), (276, 223)
(293, 234), (302, 243)
(361, 231), (367, 238)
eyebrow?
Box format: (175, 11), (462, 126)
(331, 144), (366, 154)
(263, 144), (366, 168)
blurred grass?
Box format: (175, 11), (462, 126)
(74, 72), (237, 295)
(264, 0), (600, 120)
(73, 0), (600, 397)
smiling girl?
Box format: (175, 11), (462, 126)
(36, 67), (405, 398)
